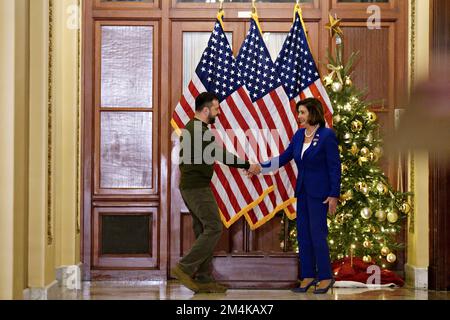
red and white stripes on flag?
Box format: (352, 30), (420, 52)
(235, 15), (299, 224)
(172, 6), (334, 229)
(172, 15), (282, 230)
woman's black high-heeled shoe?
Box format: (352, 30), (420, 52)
(291, 279), (317, 293)
(313, 278), (335, 294)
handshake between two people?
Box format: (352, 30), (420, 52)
(245, 163), (263, 178)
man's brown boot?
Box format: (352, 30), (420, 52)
(196, 281), (228, 293)
(171, 265), (200, 293)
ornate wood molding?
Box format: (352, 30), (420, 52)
(408, 0), (416, 234)
(409, 0), (416, 91)
(77, 0), (82, 235)
(47, 0), (54, 245)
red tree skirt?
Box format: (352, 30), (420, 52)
(332, 257), (405, 287)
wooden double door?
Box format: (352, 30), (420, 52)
(82, 0), (408, 285)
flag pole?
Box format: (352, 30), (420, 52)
(293, 0), (300, 23)
(217, 0), (225, 28)
(251, 0), (263, 35)
(294, 1), (313, 56)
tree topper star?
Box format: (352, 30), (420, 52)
(325, 14), (344, 38)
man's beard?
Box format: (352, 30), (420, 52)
(208, 115), (217, 125)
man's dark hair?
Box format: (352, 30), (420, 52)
(195, 92), (219, 112)
(297, 97), (326, 127)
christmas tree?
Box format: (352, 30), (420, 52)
(282, 15), (411, 270)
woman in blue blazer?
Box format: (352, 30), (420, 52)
(260, 98), (341, 294)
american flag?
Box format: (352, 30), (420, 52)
(235, 16), (299, 225)
(275, 7), (334, 128)
(171, 14), (281, 229)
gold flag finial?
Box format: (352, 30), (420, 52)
(252, 0), (257, 14)
(294, 0), (301, 20)
(251, 4), (263, 35)
(217, 0), (225, 28)
(325, 14), (344, 38)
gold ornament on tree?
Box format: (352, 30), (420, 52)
(360, 147), (370, 157)
(358, 156), (369, 166)
(342, 189), (353, 201)
(345, 76), (353, 87)
(351, 120), (363, 133)
(376, 182), (388, 195)
(366, 111), (377, 123)
(360, 207), (372, 220)
(373, 146), (383, 158)
(363, 255), (372, 263)
(333, 114), (342, 124)
(350, 143), (359, 156)
(332, 82), (343, 93)
(400, 202), (411, 214)
(381, 246), (390, 256)
(373, 153), (381, 162)
(375, 210), (387, 222)
(387, 210), (399, 223)
(343, 133), (353, 144)
(387, 253), (397, 263)
(363, 240), (372, 248)
(368, 152), (376, 162)
(361, 185), (369, 195)
(365, 224), (376, 233)
(323, 75), (333, 87)
(335, 213), (345, 225)
(341, 163), (348, 174)
(365, 132), (374, 143)
(355, 181), (367, 191)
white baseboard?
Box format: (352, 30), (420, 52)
(405, 263), (428, 289)
(26, 280), (59, 300)
(23, 288), (30, 300)
(23, 263), (83, 300)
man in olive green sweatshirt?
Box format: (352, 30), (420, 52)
(171, 92), (261, 294)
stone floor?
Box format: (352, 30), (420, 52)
(43, 281), (450, 300)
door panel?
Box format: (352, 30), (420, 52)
(84, 17), (162, 279)
(93, 207), (159, 269)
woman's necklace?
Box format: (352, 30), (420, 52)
(304, 125), (319, 138)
